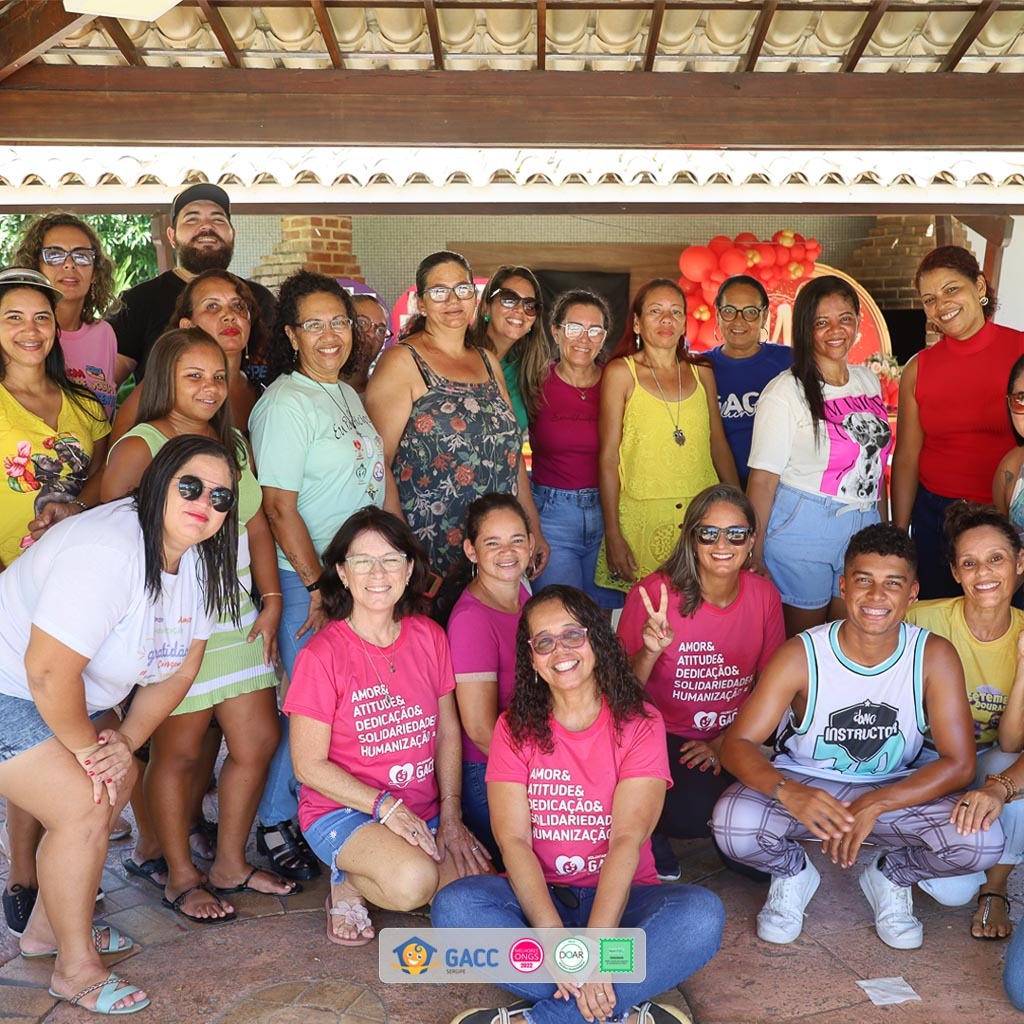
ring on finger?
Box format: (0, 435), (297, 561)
(411, 829), (419, 837)
(960, 801), (971, 808)
(471, 845), (480, 852)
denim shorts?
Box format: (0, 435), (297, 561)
(531, 484), (623, 610)
(763, 482), (880, 609)
(0, 691), (108, 763)
(302, 804), (439, 884)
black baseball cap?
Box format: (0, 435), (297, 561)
(171, 183), (231, 223)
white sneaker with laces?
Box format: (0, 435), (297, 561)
(859, 854), (923, 949)
(756, 857), (820, 944)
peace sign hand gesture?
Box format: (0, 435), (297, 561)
(639, 583), (675, 655)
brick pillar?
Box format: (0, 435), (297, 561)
(249, 215), (364, 290)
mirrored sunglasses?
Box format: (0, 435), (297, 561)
(176, 474), (236, 513)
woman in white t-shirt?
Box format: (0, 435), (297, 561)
(747, 275), (893, 638)
(285, 506), (489, 947)
(0, 435), (238, 1015)
(432, 585), (726, 1024)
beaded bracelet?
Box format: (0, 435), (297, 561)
(372, 789), (392, 820)
(379, 797), (404, 826)
(68, 499), (89, 512)
(986, 772), (1018, 803)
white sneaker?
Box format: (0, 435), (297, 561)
(756, 857), (820, 944)
(859, 854), (923, 949)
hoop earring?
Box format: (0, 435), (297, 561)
(760, 325), (770, 343)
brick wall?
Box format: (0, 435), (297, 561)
(248, 214), (364, 289)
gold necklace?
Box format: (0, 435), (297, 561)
(646, 359), (686, 446)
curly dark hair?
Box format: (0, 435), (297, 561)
(13, 211), (121, 322)
(944, 501), (1021, 565)
(843, 523), (918, 576)
(317, 506), (432, 621)
(507, 585), (649, 754)
(266, 269), (359, 383)
(915, 245), (996, 319)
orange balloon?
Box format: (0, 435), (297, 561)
(719, 247), (749, 277)
(679, 246), (717, 282)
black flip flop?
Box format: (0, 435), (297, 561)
(122, 855), (168, 891)
(973, 891), (1013, 941)
(161, 883), (237, 924)
(212, 867), (302, 897)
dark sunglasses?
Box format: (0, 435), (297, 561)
(695, 525), (753, 545)
(490, 288), (541, 316)
(1008, 393), (1024, 414)
(175, 475), (236, 514)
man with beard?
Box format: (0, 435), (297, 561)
(109, 184), (275, 383)
(711, 524), (1004, 950)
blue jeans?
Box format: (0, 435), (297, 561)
(1006, 922), (1024, 1010)
(910, 483), (961, 600)
(461, 761), (502, 868)
(431, 875), (724, 1023)
(531, 485), (623, 610)
(257, 568), (312, 825)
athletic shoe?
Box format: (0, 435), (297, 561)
(652, 833), (682, 882)
(756, 857), (820, 944)
(449, 1000), (532, 1024)
(2, 884), (38, 937)
(859, 854), (923, 949)
(633, 1000), (694, 1023)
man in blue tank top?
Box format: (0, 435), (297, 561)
(711, 524), (1004, 948)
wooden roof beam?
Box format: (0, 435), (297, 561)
(424, 0), (445, 71)
(311, 0), (344, 69)
(537, 0), (547, 71)
(0, 1), (95, 84)
(841, 2), (889, 73)
(98, 17), (144, 68)
(741, 0), (777, 74)
(196, 0), (242, 69)
(938, 0), (1002, 73)
(643, 0), (666, 72)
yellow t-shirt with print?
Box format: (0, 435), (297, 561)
(0, 384), (109, 567)
(905, 596), (1024, 747)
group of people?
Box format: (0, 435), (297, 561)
(3, 179), (1024, 1021)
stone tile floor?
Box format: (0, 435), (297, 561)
(1, 805), (1020, 1024)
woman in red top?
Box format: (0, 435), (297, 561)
(892, 246), (1024, 598)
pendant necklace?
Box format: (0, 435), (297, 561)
(647, 360), (686, 446)
(349, 619), (400, 703)
(315, 379), (359, 437)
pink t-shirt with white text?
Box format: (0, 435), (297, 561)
(61, 320), (118, 421)
(486, 701), (670, 887)
(618, 570), (785, 739)
(283, 615), (455, 832)
(447, 583), (529, 763)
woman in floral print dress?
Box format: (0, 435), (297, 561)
(366, 251), (549, 583)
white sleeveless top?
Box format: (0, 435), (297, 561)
(774, 621), (928, 783)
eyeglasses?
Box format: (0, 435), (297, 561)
(355, 315), (393, 342)
(40, 246), (96, 267)
(490, 288), (541, 316)
(197, 299), (250, 319)
(295, 316), (352, 335)
(527, 626), (589, 656)
(1008, 393), (1024, 414)
(718, 304), (766, 323)
(175, 475), (236, 513)
(344, 552), (409, 574)
(423, 283), (476, 303)
(560, 323), (607, 343)
(695, 525), (753, 545)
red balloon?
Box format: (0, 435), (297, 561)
(719, 247), (749, 277)
(701, 281), (719, 306)
(686, 315), (700, 340)
(697, 319), (717, 348)
(805, 238), (822, 260)
(802, 261), (814, 277)
(760, 264), (778, 282)
(679, 246), (717, 282)
(677, 275), (700, 296)
(708, 235), (733, 256)
(756, 243), (777, 266)
(734, 231), (759, 247)
(794, 233), (806, 245)
(790, 244), (806, 262)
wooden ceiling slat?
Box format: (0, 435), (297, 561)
(643, 0), (666, 72)
(0, 1), (95, 84)
(311, 0), (344, 68)
(741, 0), (777, 73)
(98, 17), (144, 68)
(423, 0), (445, 70)
(196, 0), (243, 68)
(938, 0), (1002, 72)
(537, 0), (547, 71)
(6, 66), (1024, 151)
(841, 2), (889, 74)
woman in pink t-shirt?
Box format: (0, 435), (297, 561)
(285, 507), (490, 946)
(433, 586), (725, 1024)
(447, 493), (534, 865)
(619, 484), (784, 882)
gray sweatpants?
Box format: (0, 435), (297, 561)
(711, 770), (1005, 886)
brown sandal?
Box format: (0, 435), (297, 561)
(972, 891), (1012, 941)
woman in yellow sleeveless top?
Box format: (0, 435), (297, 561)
(597, 279), (738, 593)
